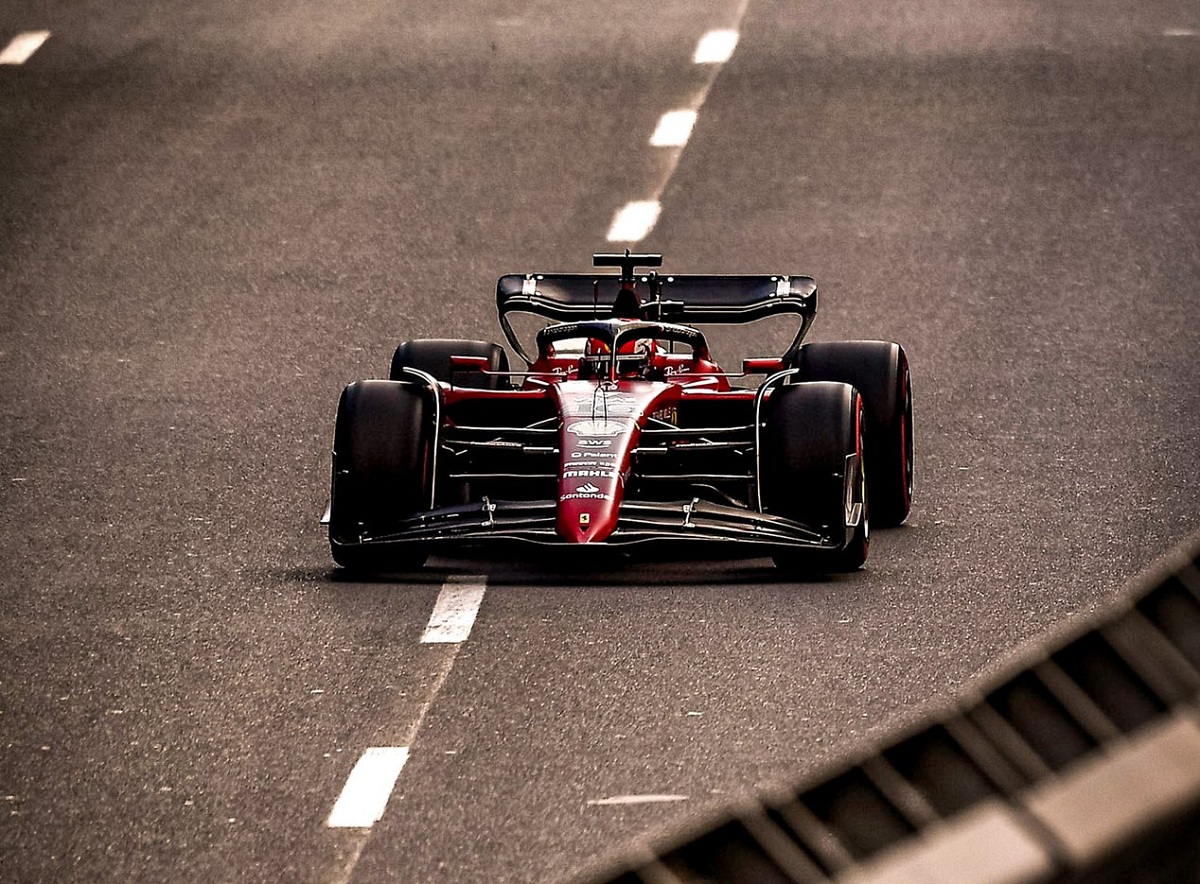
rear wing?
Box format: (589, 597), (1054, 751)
(495, 272), (818, 364)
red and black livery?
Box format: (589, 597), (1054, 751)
(326, 252), (913, 573)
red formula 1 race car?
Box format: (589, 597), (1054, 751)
(325, 252), (912, 574)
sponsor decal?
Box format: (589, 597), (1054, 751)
(844, 453), (864, 527)
(578, 439), (611, 448)
(560, 481), (611, 501)
(570, 450), (617, 460)
(550, 323), (587, 339)
(579, 513), (590, 526)
(650, 406), (678, 424)
(567, 419), (630, 437)
(563, 468), (618, 479)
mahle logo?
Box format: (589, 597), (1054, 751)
(563, 468), (616, 479)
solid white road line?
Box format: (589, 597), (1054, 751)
(606, 200), (662, 243)
(693, 29), (739, 64)
(0, 31), (51, 65)
(420, 576), (487, 644)
(650, 109), (699, 147)
(326, 747), (411, 828)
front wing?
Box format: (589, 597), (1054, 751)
(328, 498), (856, 560)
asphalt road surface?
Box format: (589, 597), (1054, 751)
(2, 0), (1198, 881)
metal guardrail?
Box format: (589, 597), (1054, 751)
(577, 529), (1200, 884)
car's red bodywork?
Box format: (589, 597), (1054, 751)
(327, 253), (908, 570)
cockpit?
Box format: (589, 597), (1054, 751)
(531, 318), (714, 384)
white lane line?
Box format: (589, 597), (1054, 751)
(420, 576), (487, 644)
(587, 794), (690, 806)
(650, 109), (699, 147)
(1163, 28), (1197, 37)
(326, 642), (465, 839)
(607, 20), (746, 242)
(607, 200), (662, 243)
(0, 31), (51, 65)
(693, 29), (739, 64)
(326, 747), (410, 828)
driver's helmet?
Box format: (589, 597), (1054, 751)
(584, 338), (611, 358)
(583, 337), (658, 376)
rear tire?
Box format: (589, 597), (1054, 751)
(329, 380), (431, 571)
(389, 339), (509, 389)
(793, 341), (913, 526)
(762, 382), (868, 573)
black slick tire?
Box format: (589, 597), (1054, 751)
(762, 381), (868, 574)
(329, 380), (431, 571)
(793, 341), (913, 526)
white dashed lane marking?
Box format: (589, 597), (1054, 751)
(693, 28), (739, 64)
(607, 200), (663, 243)
(0, 31), (51, 65)
(650, 109), (699, 147)
(326, 747), (411, 828)
(420, 576), (488, 644)
(606, 18), (748, 243)
(327, 576), (487, 836)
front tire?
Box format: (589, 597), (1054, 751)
(329, 380), (431, 571)
(762, 382), (868, 573)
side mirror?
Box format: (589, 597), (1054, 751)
(450, 355), (492, 371)
(741, 357), (785, 374)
